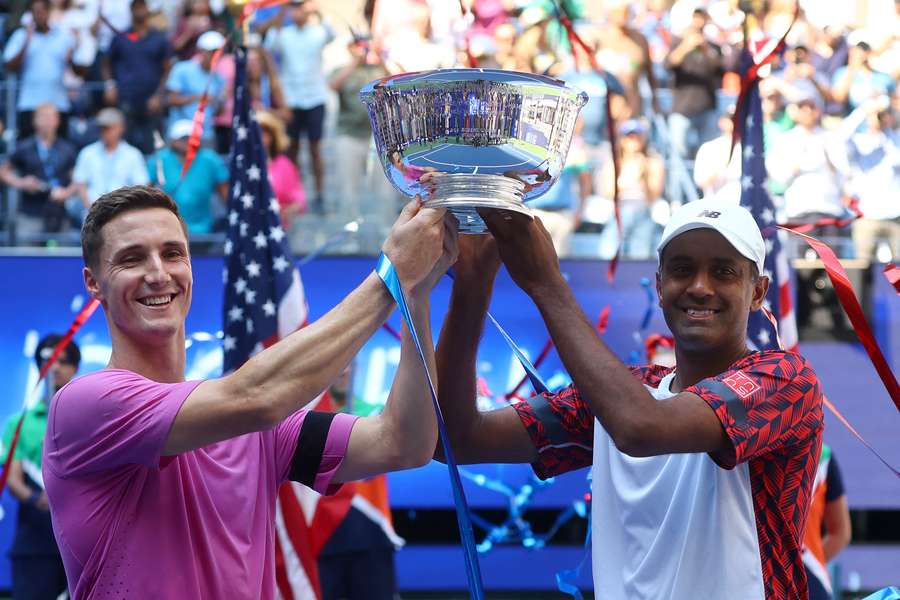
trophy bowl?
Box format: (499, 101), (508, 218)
(360, 69), (588, 233)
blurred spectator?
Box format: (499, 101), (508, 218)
(380, 2), (454, 72)
(693, 106), (742, 202)
(94, 0), (134, 53)
(665, 8), (725, 160)
(598, 0), (659, 117)
(811, 25), (850, 114)
(263, 0), (334, 213)
(802, 445), (851, 600)
(0, 334), (80, 600)
(3, 0), (84, 139)
(317, 363), (400, 600)
(0, 104), (79, 236)
(842, 97), (900, 262)
(257, 111), (306, 230)
(216, 45), (289, 154)
(166, 29), (226, 144)
(147, 119), (229, 234)
(104, 0), (173, 155)
(329, 37), (389, 220)
(171, 0), (217, 60)
(597, 118), (665, 259)
(51, 0), (100, 73)
(530, 118), (592, 256)
(71, 107), (149, 222)
(832, 37), (896, 115)
(767, 92), (847, 249)
(773, 44), (832, 109)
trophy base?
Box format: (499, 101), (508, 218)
(421, 174), (530, 234)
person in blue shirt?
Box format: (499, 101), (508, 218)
(165, 30), (226, 142)
(2, 0), (86, 139)
(147, 120), (229, 234)
(832, 39), (896, 115)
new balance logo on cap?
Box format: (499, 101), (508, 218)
(698, 210), (722, 219)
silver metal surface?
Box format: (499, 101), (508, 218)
(360, 69), (587, 233)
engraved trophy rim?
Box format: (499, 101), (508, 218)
(361, 68), (588, 233)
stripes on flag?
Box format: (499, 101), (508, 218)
(737, 45), (799, 352)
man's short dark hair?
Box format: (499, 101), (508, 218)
(35, 334), (81, 369)
(81, 185), (188, 270)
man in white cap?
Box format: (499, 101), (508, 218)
(434, 199), (824, 599)
(165, 30), (226, 142)
(148, 119), (228, 234)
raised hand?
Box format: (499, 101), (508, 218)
(382, 197), (448, 296)
(481, 209), (563, 297)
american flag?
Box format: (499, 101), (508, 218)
(222, 47), (321, 599)
(222, 48), (400, 600)
(738, 46), (798, 352)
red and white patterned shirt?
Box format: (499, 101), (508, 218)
(514, 350), (823, 599)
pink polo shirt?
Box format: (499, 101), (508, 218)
(43, 368), (357, 600)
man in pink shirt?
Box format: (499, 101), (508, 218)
(43, 185), (456, 599)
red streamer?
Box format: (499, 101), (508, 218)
(823, 396), (900, 478)
(729, 13), (797, 163)
(0, 298), (101, 495)
(882, 264), (899, 295)
(779, 226), (900, 413)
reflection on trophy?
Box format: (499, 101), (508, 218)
(360, 69), (588, 233)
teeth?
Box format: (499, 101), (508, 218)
(141, 295), (173, 306)
(687, 309), (714, 316)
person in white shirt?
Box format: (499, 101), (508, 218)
(766, 91), (846, 223)
(693, 106), (742, 202)
(262, 0), (334, 213)
(71, 108), (149, 223)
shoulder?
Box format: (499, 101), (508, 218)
(741, 349), (817, 379)
(56, 369), (147, 401)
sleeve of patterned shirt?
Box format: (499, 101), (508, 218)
(685, 349), (824, 470)
(512, 386), (595, 480)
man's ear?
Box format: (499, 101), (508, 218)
(655, 270), (663, 307)
(83, 266), (103, 303)
(750, 274), (770, 311)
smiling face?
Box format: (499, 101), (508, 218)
(657, 229), (768, 356)
(84, 208), (192, 347)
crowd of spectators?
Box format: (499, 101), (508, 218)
(0, 0), (897, 263)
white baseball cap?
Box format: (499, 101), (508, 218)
(168, 119), (194, 140)
(657, 199), (766, 275)
(197, 30), (226, 52)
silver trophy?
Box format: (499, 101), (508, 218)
(360, 69), (588, 233)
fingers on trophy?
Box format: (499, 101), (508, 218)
(360, 69), (587, 234)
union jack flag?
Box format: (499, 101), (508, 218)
(738, 46), (798, 352)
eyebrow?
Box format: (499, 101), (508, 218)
(109, 241), (188, 261)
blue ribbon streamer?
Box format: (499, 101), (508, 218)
(446, 269), (550, 395)
(556, 521), (591, 599)
(376, 254), (485, 599)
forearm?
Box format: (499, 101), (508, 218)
(434, 281), (493, 461)
(529, 279), (656, 449)
(375, 297), (437, 469)
(6, 462), (31, 503)
(231, 273), (394, 422)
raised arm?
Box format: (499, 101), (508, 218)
(433, 234), (538, 465)
(335, 214), (458, 481)
(481, 211), (730, 458)
(163, 200), (448, 455)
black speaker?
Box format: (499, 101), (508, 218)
(793, 258), (873, 342)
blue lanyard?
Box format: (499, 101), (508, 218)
(375, 253), (485, 599)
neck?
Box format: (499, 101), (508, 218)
(670, 343), (751, 392)
(132, 21), (148, 34)
(103, 139), (119, 151)
(36, 23), (50, 33)
(37, 130), (56, 144)
(106, 325), (187, 383)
